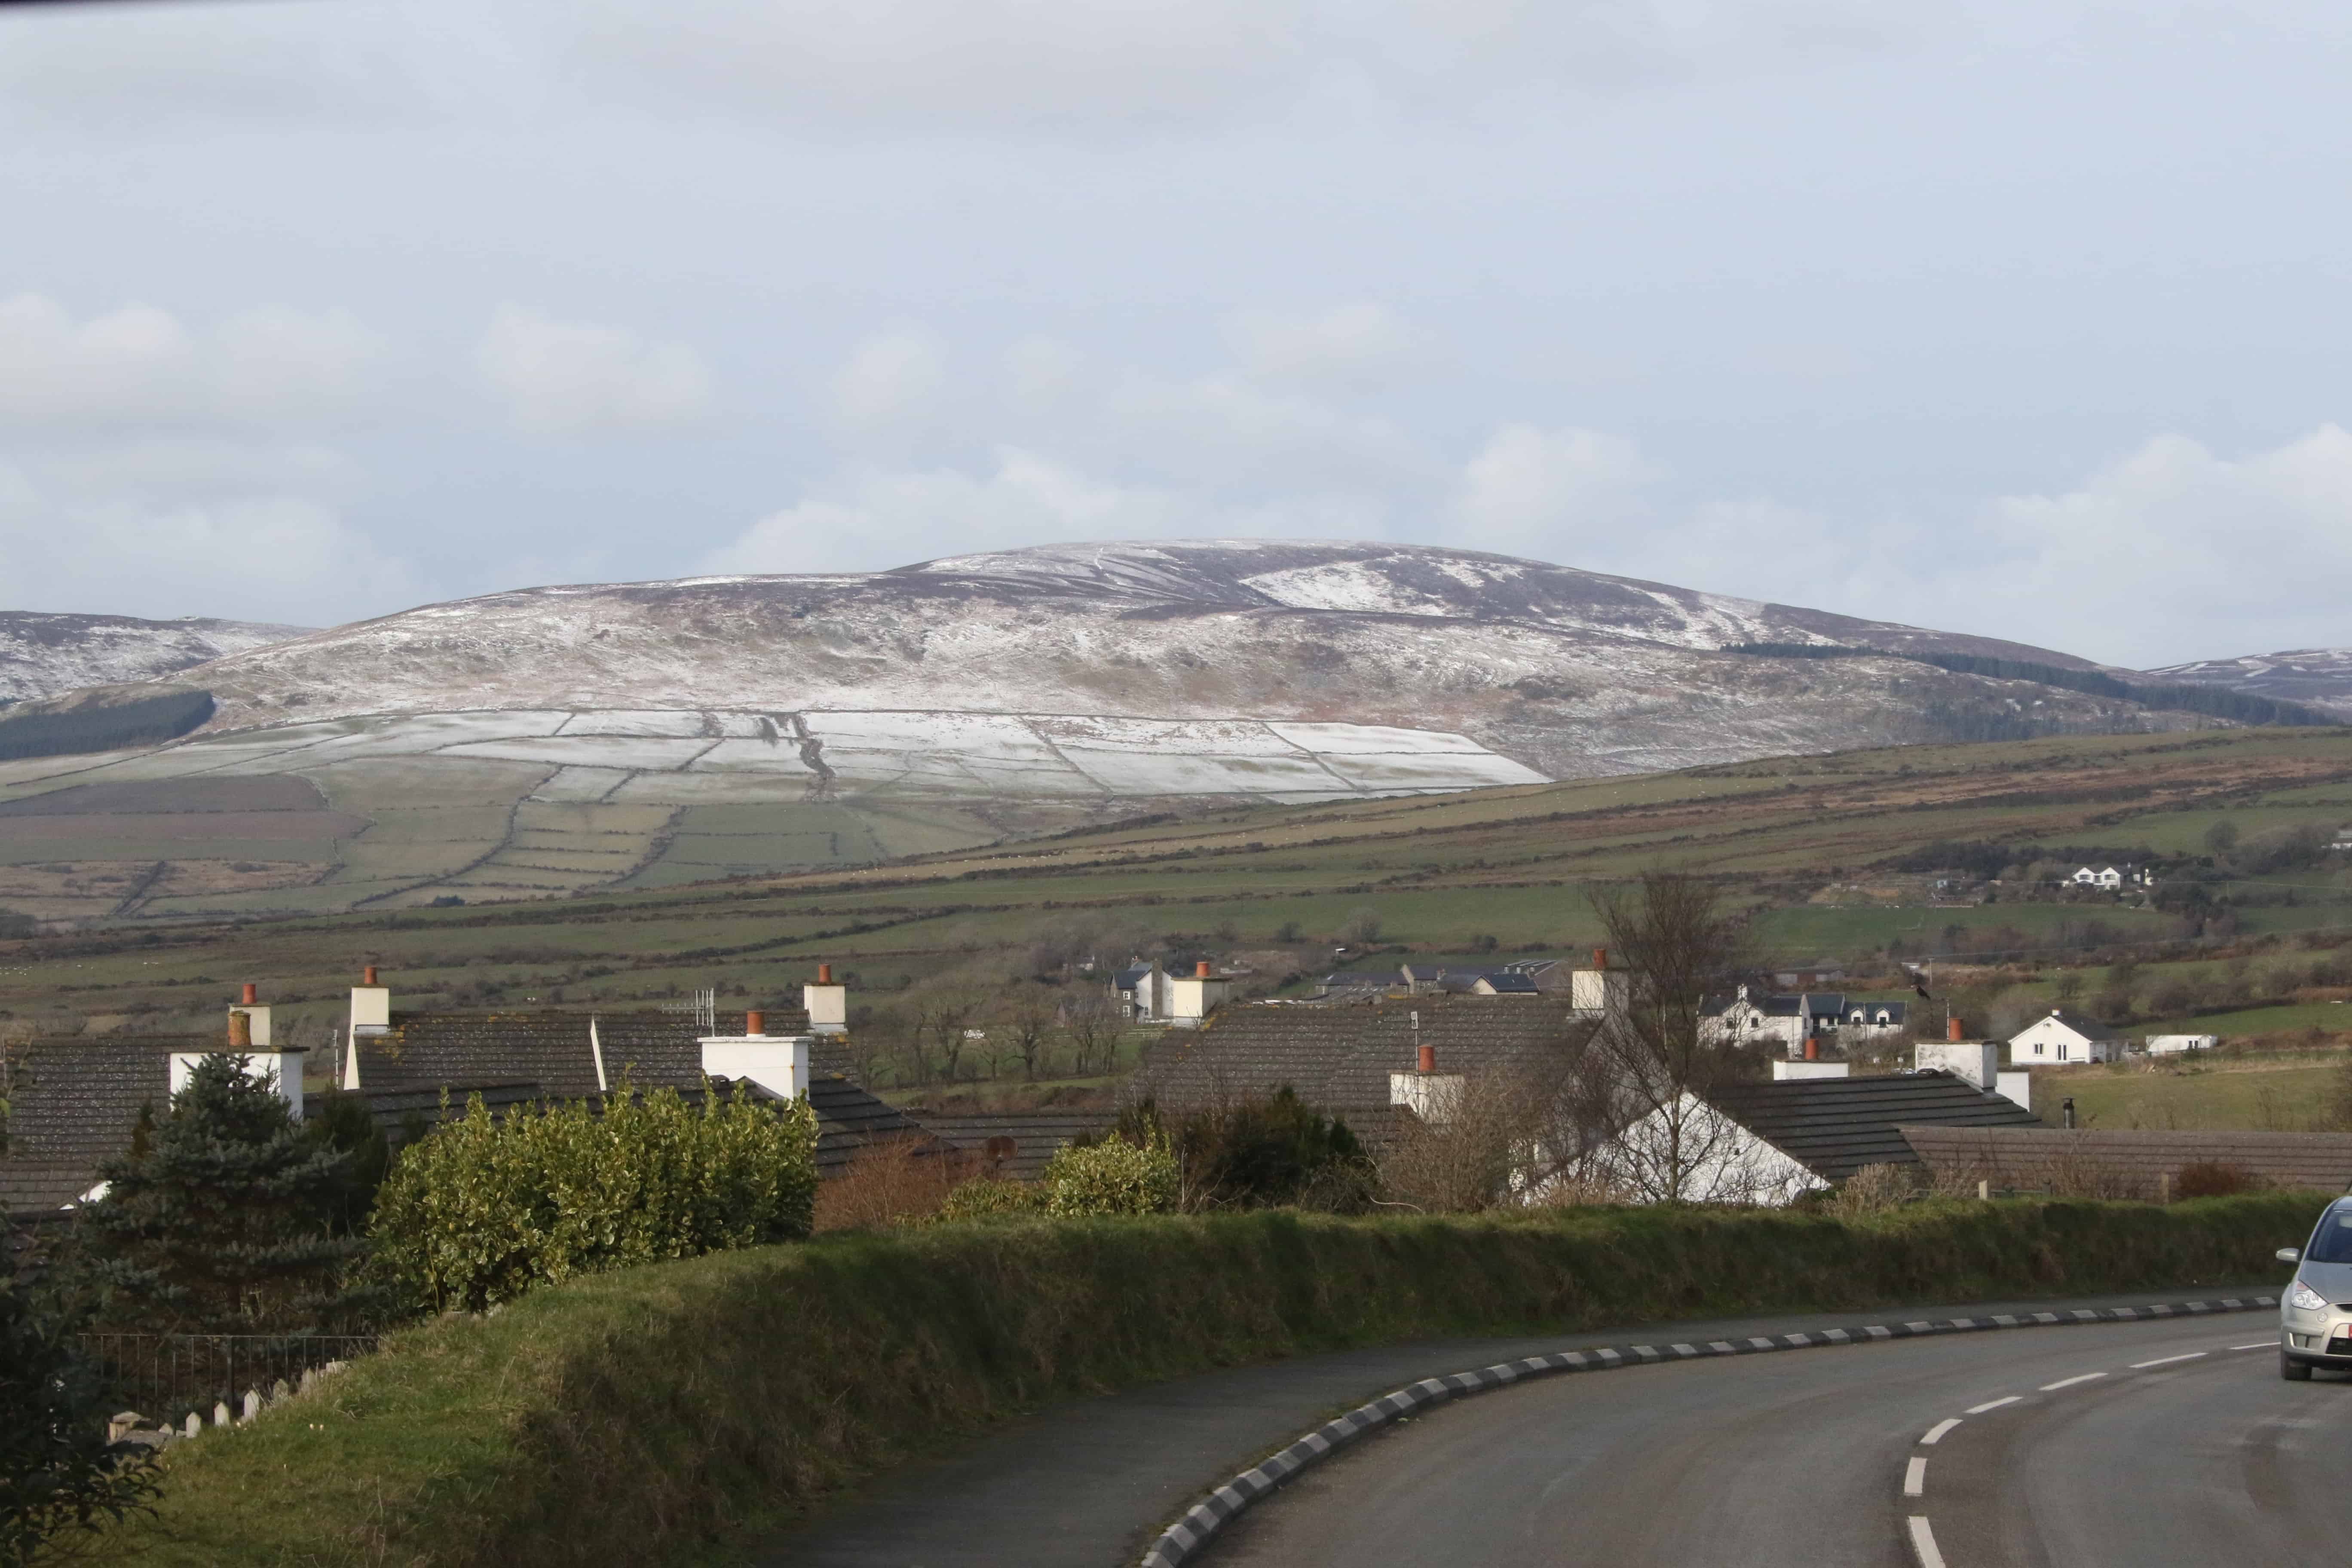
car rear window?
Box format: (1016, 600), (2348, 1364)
(2309, 1212), (2352, 1265)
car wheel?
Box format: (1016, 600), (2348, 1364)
(2282, 1351), (2314, 1381)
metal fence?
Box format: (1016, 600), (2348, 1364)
(74, 1333), (379, 1423)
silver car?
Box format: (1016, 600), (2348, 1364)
(2276, 1197), (2352, 1379)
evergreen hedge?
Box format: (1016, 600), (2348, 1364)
(367, 1085), (818, 1313)
(100, 1193), (2312, 1568)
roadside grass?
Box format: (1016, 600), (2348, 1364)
(98, 1196), (2312, 1568)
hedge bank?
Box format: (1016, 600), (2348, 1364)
(96, 1195), (2311, 1567)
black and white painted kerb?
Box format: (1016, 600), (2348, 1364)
(1135, 1295), (2278, 1568)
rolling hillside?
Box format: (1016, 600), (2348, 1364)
(0, 542), (2268, 922)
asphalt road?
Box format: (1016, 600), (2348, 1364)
(1206, 1314), (2346, 1568)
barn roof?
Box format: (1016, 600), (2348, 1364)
(1899, 1124), (2352, 1200)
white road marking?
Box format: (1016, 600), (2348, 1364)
(2132, 1352), (2207, 1369)
(1908, 1515), (1948, 1568)
(1920, 1418), (1962, 1445)
(1904, 1456), (1928, 1497)
(2233, 1341), (2278, 1351)
(2040, 1372), (2106, 1391)
(1966, 1396), (2022, 1414)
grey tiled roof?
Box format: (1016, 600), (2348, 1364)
(355, 1009), (810, 1097)
(1130, 996), (1594, 1124)
(919, 1110), (1119, 1181)
(1899, 1125), (2352, 1198)
(1, 1037), (189, 1212)
(1705, 1072), (2043, 1182)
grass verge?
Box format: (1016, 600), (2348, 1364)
(96, 1196), (2311, 1567)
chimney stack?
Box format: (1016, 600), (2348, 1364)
(228, 983), (273, 1047)
(803, 965), (848, 1035)
(1948, 1015), (1964, 1042)
(745, 1010), (766, 1038)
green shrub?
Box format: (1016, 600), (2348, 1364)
(1118, 1089), (1372, 1211)
(936, 1178), (1047, 1222)
(1042, 1133), (1177, 1216)
(368, 1082), (816, 1312)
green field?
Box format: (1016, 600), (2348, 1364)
(2044, 1054), (2349, 1131)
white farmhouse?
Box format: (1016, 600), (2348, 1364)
(2008, 1008), (2123, 1065)
(2069, 865), (2156, 890)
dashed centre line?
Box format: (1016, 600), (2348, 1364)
(2131, 1351), (2207, 1369)
(1906, 1516), (1948, 1568)
(1903, 1456), (1928, 1497)
(1920, 1418), (1961, 1445)
(2040, 1372), (2106, 1391)
(2233, 1341), (2278, 1351)
(1965, 1396), (2022, 1414)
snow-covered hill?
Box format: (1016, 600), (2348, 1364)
(2146, 647), (2352, 717)
(0, 612), (310, 705)
(0, 542), (2241, 920)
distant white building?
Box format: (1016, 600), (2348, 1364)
(2146, 1033), (2219, 1056)
(2009, 1008), (2124, 1065)
(2069, 865), (2155, 890)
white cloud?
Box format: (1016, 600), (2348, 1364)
(1450, 423), (1654, 549)
(1224, 303), (1417, 389)
(0, 445), (416, 625)
(1004, 337), (1087, 404)
(705, 449), (1188, 575)
(1956, 426), (2352, 665)
(0, 294), (383, 427)
(831, 324), (949, 430)
(475, 306), (715, 435)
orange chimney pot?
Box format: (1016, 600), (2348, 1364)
(745, 1010), (766, 1037)
(1196, 960), (1211, 978)
(817, 962), (833, 984)
(1948, 1015), (1964, 1042)
(1418, 1042), (1436, 1074)
(362, 965), (378, 986)
(240, 983), (257, 1006)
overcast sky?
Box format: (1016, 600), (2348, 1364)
(0, 0), (2346, 667)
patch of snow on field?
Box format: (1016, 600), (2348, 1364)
(1266, 723), (1486, 754)
(687, 739), (817, 775)
(439, 736), (718, 770)
(1057, 749), (1344, 795)
(1240, 560), (1450, 616)
(528, 767), (633, 803)
(557, 711), (712, 737)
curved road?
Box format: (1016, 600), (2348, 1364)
(1205, 1314), (2347, 1567)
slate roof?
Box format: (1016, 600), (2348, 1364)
(1704, 1072), (2043, 1182)
(1130, 995), (1594, 1127)
(919, 1110), (1120, 1181)
(355, 1008), (809, 1096)
(1, 1037), (189, 1212)
(1899, 1125), (2352, 1199)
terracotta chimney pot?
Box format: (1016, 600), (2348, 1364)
(745, 1010), (766, 1037)
(1804, 1035), (1818, 1061)
(363, 966), (378, 986)
(240, 983), (257, 1006)
(1196, 960), (1211, 979)
(1418, 1042), (1436, 1074)
(818, 963), (833, 984)
(1592, 947), (1607, 969)
(1948, 1015), (1964, 1042)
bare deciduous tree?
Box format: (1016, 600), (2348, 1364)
(1568, 872), (1774, 1203)
(997, 984), (1058, 1081)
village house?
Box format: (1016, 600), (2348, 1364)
(2007, 1008), (2124, 1066)
(2068, 864), (2155, 890)
(1110, 960), (1231, 1026)
(1700, 988), (1909, 1055)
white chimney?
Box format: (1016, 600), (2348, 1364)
(1917, 1038), (2000, 1090)
(172, 1026), (306, 1121)
(1995, 1070), (2032, 1112)
(802, 963), (848, 1036)
(1772, 1059), (1851, 1080)
(1167, 961), (1231, 1029)
(1570, 949), (1629, 1016)
(227, 982), (272, 1047)
(701, 1010), (810, 1099)
(350, 966), (391, 1036)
